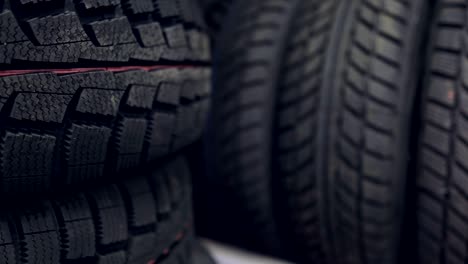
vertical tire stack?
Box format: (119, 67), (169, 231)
(200, 0), (462, 263)
(0, 0), (213, 263)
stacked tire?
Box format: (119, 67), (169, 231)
(0, 0), (213, 263)
(0, 157), (194, 264)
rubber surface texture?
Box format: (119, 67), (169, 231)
(0, 0), (210, 65)
(415, 1), (468, 264)
(0, 155), (195, 264)
(0, 67), (210, 194)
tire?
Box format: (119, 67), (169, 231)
(0, 0), (210, 64)
(0, 155), (194, 264)
(314, 1), (429, 264)
(415, 1), (468, 264)
(0, 67), (210, 194)
(0, 0), (212, 194)
(209, 0), (429, 263)
(209, 0), (302, 256)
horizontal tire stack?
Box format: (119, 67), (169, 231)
(0, 0), (212, 263)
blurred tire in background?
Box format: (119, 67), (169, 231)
(198, 0), (432, 264)
(415, 1), (468, 264)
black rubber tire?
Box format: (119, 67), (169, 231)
(415, 1), (468, 264)
(312, 1), (429, 264)
(0, 0), (210, 65)
(209, 0), (429, 263)
(209, 0), (302, 256)
(0, 67), (210, 194)
(0, 155), (195, 264)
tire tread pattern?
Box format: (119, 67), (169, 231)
(0, 0), (210, 64)
(212, 0), (300, 254)
(274, 0), (336, 262)
(332, 1), (424, 263)
(0, 155), (194, 264)
(0, 67), (211, 193)
(417, 1), (468, 264)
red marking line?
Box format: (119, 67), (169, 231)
(0, 65), (191, 77)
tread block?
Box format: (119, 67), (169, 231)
(115, 70), (160, 90)
(123, 0), (154, 14)
(1, 131), (56, 191)
(77, 0), (119, 10)
(156, 83), (181, 105)
(61, 71), (116, 92)
(146, 112), (175, 160)
(89, 185), (128, 246)
(113, 117), (147, 170)
(0, 11), (27, 43)
(0, 73), (62, 97)
(0, 216), (15, 263)
(126, 85), (158, 109)
(86, 17), (136, 47)
(154, 0), (180, 18)
(19, 202), (60, 264)
(76, 89), (124, 116)
(64, 124), (112, 184)
(0, 243), (15, 263)
(55, 194), (96, 259)
(26, 12), (89, 45)
(134, 22), (165, 47)
(164, 24), (188, 48)
(122, 177), (156, 227)
(10, 93), (73, 123)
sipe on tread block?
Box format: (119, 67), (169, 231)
(0, 155), (194, 264)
